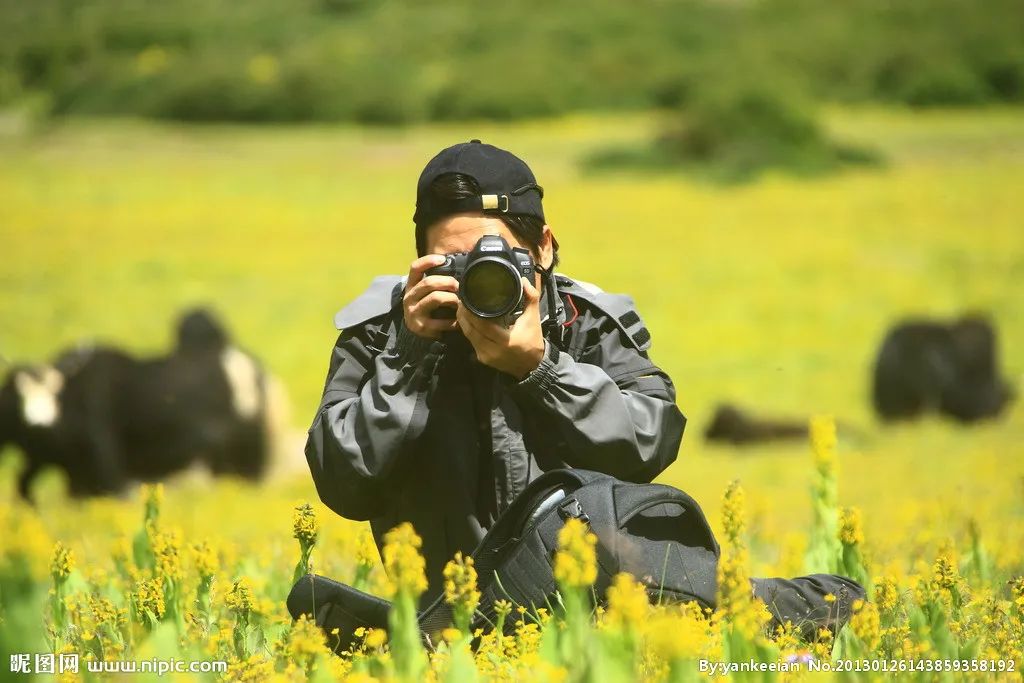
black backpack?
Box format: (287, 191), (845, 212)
(289, 468), (720, 651)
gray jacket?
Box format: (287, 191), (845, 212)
(305, 273), (686, 603)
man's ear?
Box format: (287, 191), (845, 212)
(538, 224), (555, 270)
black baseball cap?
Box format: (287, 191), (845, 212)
(413, 139), (545, 228)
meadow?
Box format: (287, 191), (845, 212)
(0, 108), (1022, 680)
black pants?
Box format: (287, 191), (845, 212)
(751, 573), (866, 641)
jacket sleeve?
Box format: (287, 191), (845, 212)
(509, 307), (685, 482)
(304, 319), (445, 520)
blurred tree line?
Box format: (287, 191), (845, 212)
(2, 0), (1022, 124)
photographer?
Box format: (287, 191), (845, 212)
(305, 140), (685, 602)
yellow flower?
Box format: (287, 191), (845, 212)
(382, 522), (428, 598)
(287, 613), (329, 661)
(824, 593), (837, 603)
(772, 619), (801, 655)
(839, 506), (865, 546)
(722, 479), (746, 544)
(605, 572), (649, 630)
(135, 578), (165, 620)
(292, 503), (319, 547)
(534, 662), (570, 683)
(355, 529), (378, 568)
(50, 541), (75, 582)
(716, 481), (770, 639)
(222, 655), (275, 682)
(364, 628), (387, 649)
(494, 599), (513, 620)
(151, 527), (183, 583)
(643, 602), (711, 661)
(191, 540), (218, 580)
(443, 552), (481, 626)
(87, 594), (119, 627)
(515, 618), (544, 658)
(111, 535), (131, 568)
(226, 577), (255, 614)
(553, 518), (598, 589)
(874, 576), (901, 613)
(1009, 576), (1024, 609)
(931, 554), (959, 593)
(809, 414), (837, 473)
(343, 672), (380, 683)
(923, 552), (966, 610)
(811, 625), (835, 660)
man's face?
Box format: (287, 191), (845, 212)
(424, 213), (553, 289)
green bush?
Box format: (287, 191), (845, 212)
(1, 0), (1022, 124)
(667, 83), (819, 159)
(584, 69), (881, 182)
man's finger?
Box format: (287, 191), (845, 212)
(456, 305), (486, 343)
(419, 318), (459, 335)
(420, 274), (459, 292)
(455, 304), (474, 337)
(407, 275), (459, 305)
(413, 291), (460, 316)
(458, 305), (508, 345)
(406, 254), (447, 290)
(522, 276), (540, 306)
(455, 306), (484, 346)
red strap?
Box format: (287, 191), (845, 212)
(562, 294), (579, 327)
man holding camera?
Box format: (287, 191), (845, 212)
(305, 140), (686, 603)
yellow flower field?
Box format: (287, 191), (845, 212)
(0, 108), (1022, 680)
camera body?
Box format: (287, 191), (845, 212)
(426, 234), (535, 327)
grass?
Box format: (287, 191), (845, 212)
(0, 106), (1022, 677)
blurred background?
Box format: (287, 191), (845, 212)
(0, 0), (1022, 662)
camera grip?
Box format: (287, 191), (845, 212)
(430, 305), (457, 320)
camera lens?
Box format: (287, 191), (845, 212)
(462, 259), (520, 317)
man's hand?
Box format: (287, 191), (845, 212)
(403, 255), (460, 339)
(457, 276), (546, 380)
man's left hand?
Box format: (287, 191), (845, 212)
(457, 276), (545, 380)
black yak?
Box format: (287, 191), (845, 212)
(704, 403), (808, 445)
(872, 314), (1014, 423)
(0, 308), (273, 501)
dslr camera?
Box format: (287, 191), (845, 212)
(426, 234), (535, 328)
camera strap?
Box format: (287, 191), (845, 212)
(537, 264), (566, 347)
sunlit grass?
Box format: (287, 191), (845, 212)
(0, 108), (1022, 678)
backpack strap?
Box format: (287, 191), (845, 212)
(612, 483), (717, 553)
(471, 468), (603, 569)
(417, 468), (612, 640)
(287, 573), (391, 654)
(606, 481), (720, 608)
(554, 275), (653, 352)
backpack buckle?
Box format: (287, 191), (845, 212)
(557, 497), (590, 524)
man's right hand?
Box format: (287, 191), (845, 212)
(403, 254), (460, 339)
